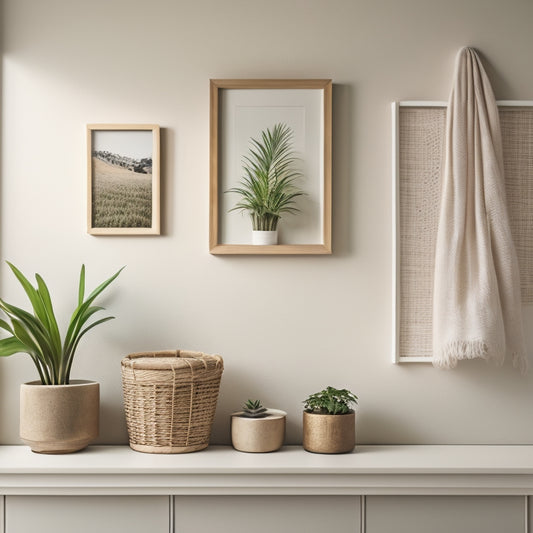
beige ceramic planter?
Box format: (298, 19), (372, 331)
(303, 410), (355, 454)
(231, 409), (286, 453)
(20, 380), (99, 454)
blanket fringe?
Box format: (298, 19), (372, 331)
(433, 341), (528, 374)
(433, 340), (488, 369)
(512, 352), (528, 375)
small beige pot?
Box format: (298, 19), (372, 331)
(231, 409), (286, 453)
(20, 380), (99, 454)
(303, 411), (355, 454)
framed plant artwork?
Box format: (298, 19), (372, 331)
(209, 79), (332, 254)
(87, 124), (160, 235)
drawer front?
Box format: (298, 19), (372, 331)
(366, 496), (525, 533)
(175, 495), (361, 533)
(6, 496), (169, 533)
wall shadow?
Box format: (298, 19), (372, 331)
(331, 83), (354, 256)
(160, 127), (174, 236)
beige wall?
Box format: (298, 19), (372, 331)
(1, 0), (533, 445)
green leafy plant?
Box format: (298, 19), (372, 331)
(0, 262), (123, 385)
(226, 122), (304, 231)
(240, 399), (269, 418)
(303, 386), (358, 415)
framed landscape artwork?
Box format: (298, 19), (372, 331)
(209, 79), (332, 255)
(87, 124), (160, 235)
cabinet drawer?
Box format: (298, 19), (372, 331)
(366, 496), (524, 533)
(6, 496), (169, 533)
(175, 495), (361, 533)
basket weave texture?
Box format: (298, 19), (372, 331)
(121, 350), (223, 454)
(398, 106), (533, 360)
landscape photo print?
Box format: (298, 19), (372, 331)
(87, 124), (160, 235)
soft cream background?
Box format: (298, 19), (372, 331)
(1, 0), (532, 445)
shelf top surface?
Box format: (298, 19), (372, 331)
(2, 445), (533, 475)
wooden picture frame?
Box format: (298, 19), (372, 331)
(87, 124), (160, 235)
(209, 79), (332, 255)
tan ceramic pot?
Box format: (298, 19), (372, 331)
(231, 409), (286, 453)
(20, 380), (99, 454)
(303, 410), (355, 454)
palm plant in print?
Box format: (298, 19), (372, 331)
(226, 123), (304, 243)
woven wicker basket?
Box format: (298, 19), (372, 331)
(121, 350), (223, 454)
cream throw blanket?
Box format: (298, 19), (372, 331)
(433, 47), (527, 372)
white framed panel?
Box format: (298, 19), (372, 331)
(392, 101), (446, 364)
(392, 100), (533, 364)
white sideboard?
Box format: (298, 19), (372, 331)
(2, 445), (533, 533)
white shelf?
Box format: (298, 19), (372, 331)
(2, 445), (533, 496)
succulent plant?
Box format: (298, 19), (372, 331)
(240, 399), (269, 418)
(303, 386), (358, 415)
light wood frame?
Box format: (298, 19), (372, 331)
(87, 124), (160, 235)
(209, 79), (332, 255)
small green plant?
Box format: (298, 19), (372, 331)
(240, 399), (269, 418)
(0, 262), (123, 385)
(226, 123), (304, 231)
(303, 386), (358, 415)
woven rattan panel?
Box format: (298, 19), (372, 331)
(398, 107), (446, 359)
(500, 108), (533, 302)
(398, 105), (533, 360)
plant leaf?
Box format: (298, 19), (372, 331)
(5, 262), (48, 327)
(85, 266), (125, 303)
(0, 318), (14, 334)
(0, 336), (27, 356)
(63, 315), (115, 383)
(78, 264), (86, 306)
(64, 267), (123, 354)
(35, 273), (62, 358)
